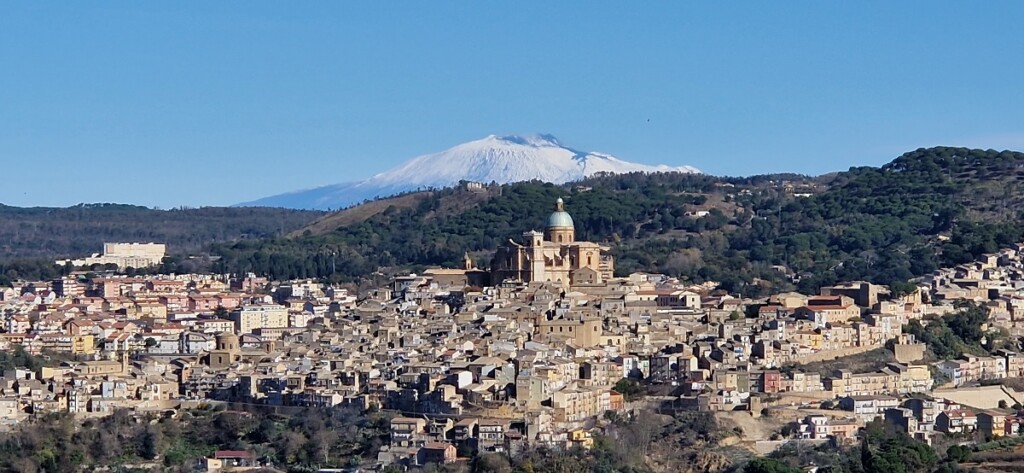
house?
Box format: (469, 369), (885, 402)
(884, 408), (920, 437)
(390, 417), (428, 448)
(977, 411), (1014, 438)
(453, 418), (478, 443)
(477, 419), (508, 452)
(0, 397), (22, 425)
(839, 395), (899, 419)
(568, 430), (594, 448)
(801, 415), (829, 439)
(936, 410), (977, 434)
(418, 442), (457, 465)
(830, 419), (859, 440)
(760, 370), (783, 393)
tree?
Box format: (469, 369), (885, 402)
(140, 426), (162, 460)
(906, 303), (991, 360)
(860, 420), (938, 473)
(472, 452), (512, 473)
(744, 457), (800, 473)
(612, 378), (644, 401)
(945, 445), (971, 463)
(144, 337), (158, 348)
(307, 429), (337, 464)
(0, 345), (45, 371)
(280, 430), (307, 464)
(621, 410), (662, 461)
(889, 280), (918, 298)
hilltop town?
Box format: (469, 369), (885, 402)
(3, 200), (1024, 471)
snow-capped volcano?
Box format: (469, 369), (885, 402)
(239, 134), (700, 210)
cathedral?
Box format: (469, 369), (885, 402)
(490, 198), (614, 288)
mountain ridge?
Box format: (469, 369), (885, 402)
(238, 134), (700, 210)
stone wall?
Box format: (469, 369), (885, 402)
(894, 343), (926, 363)
(793, 345), (878, 364)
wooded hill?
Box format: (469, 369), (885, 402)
(211, 147), (1024, 296)
(0, 204), (323, 260)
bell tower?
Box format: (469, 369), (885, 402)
(522, 230), (546, 281)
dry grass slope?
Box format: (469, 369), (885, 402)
(290, 192), (433, 237)
(291, 186), (501, 238)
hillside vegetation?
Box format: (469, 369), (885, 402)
(0, 405), (389, 472)
(0, 402), (731, 473)
(211, 147), (1024, 295)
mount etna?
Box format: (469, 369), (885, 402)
(238, 134), (700, 210)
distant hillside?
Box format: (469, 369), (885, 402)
(0, 204), (323, 260)
(215, 172), (788, 291)
(212, 147), (1024, 295)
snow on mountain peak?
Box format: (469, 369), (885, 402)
(239, 134), (701, 210)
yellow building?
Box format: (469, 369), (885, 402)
(71, 335), (95, 355)
(569, 430), (595, 448)
(827, 370), (893, 397)
(61, 242), (166, 269)
(230, 304), (288, 334)
(37, 334), (95, 355)
(491, 198), (614, 288)
(551, 387), (612, 423)
(792, 330), (824, 350)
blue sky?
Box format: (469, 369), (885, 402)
(1, 2), (1022, 208)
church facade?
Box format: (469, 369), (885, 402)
(490, 198), (614, 287)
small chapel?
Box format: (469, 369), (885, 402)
(490, 198), (614, 288)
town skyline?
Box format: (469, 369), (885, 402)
(2, 195), (1024, 471)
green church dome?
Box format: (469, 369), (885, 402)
(546, 198), (574, 228)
